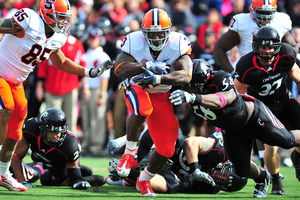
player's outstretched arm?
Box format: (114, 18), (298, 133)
(50, 49), (114, 78)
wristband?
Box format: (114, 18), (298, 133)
(85, 68), (90, 77)
(155, 75), (161, 84)
(189, 162), (199, 173)
(145, 61), (153, 70)
(194, 94), (202, 104)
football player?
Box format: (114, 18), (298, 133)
(0, 0), (113, 192)
(114, 8), (193, 197)
(169, 59), (300, 198)
(11, 108), (106, 189)
(106, 129), (247, 194)
(213, 0), (297, 194)
(234, 26), (300, 188)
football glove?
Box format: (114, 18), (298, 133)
(21, 181), (36, 188)
(118, 78), (131, 90)
(192, 168), (215, 186)
(107, 140), (121, 155)
(169, 90), (196, 105)
(89, 60), (115, 78)
(181, 174), (194, 192)
(72, 180), (91, 190)
(133, 67), (161, 89)
(146, 61), (170, 75)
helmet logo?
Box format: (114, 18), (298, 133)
(150, 25), (162, 31)
(44, 0), (56, 10)
(261, 40), (273, 45)
(41, 111), (49, 117)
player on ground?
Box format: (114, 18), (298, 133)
(11, 108), (106, 189)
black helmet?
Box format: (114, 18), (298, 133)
(211, 162), (248, 192)
(252, 26), (281, 62)
(70, 21), (86, 41)
(40, 108), (68, 147)
(186, 59), (211, 93)
(94, 16), (112, 36)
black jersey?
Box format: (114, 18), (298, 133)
(22, 117), (81, 173)
(191, 70), (249, 131)
(236, 43), (296, 102)
(170, 131), (227, 180)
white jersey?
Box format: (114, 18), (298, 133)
(229, 12), (291, 58)
(0, 8), (67, 84)
(121, 31), (191, 93)
(85, 46), (111, 89)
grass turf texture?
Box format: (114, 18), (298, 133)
(1, 156), (299, 200)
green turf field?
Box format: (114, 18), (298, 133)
(1, 156), (299, 200)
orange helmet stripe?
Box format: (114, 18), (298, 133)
(143, 8), (171, 29)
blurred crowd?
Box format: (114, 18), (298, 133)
(2, 0), (300, 159)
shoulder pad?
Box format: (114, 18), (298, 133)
(169, 32), (192, 55)
(273, 12), (292, 31)
(12, 8), (37, 32)
(235, 52), (256, 84)
(62, 133), (81, 161)
(22, 117), (40, 132)
(278, 43), (296, 69)
(280, 43), (296, 58)
(229, 13), (252, 32)
(207, 71), (234, 93)
(121, 31), (145, 53)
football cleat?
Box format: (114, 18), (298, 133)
(136, 177), (156, 197)
(117, 154), (134, 177)
(253, 170), (270, 198)
(291, 150), (300, 181)
(271, 174), (285, 195)
(105, 174), (130, 186)
(0, 173), (28, 191)
(108, 158), (119, 174)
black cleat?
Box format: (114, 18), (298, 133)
(271, 174), (285, 195)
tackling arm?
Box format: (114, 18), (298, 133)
(184, 137), (215, 164)
(198, 89), (236, 109)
